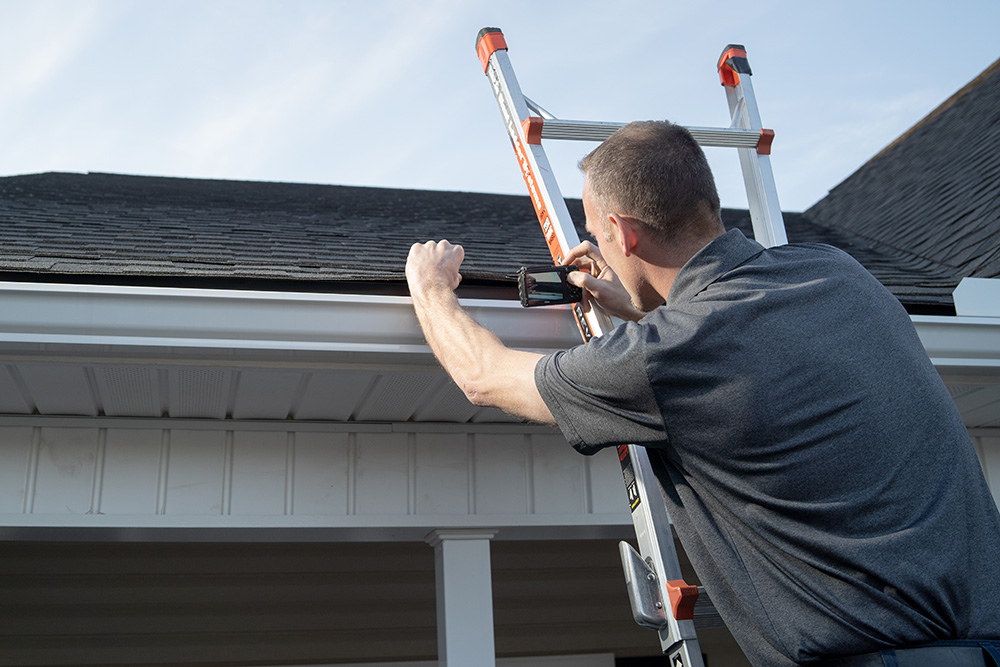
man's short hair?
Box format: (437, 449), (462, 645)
(579, 120), (724, 245)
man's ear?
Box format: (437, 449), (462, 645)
(608, 213), (641, 257)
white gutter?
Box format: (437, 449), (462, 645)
(911, 315), (1000, 371)
(0, 281), (580, 358)
(0, 282), (998, 371)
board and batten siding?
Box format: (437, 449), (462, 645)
(0, 420), (631, 537)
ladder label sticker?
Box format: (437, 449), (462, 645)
(618, 444), (641, 511)
(573, 303), (593, 342)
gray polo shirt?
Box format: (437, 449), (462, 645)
(535, 229), (1000, 665)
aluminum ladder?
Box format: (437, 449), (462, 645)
(477, 27), (788, 666)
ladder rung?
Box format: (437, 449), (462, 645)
(692, 586), (725, 630)
(538, 118), (762, 149)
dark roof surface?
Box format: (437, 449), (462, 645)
(0, 170), (972, 312)
(0, 172), (553, 287)
(805, 59), (1000, 289)
(0, 171), (953, 311)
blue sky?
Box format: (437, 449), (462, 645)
(0, 0), (996, 211)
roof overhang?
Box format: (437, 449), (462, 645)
(0, 282), (998, 427)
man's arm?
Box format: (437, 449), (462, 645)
(405, 240), (555, 425)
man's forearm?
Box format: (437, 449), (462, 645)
(410, 282), (500, 396)
(410, 283), (554, 424)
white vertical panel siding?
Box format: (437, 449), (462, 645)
(0, 422), (638, 529)
(9, 424), (994, 528)
(530, 433), (587, 514)
(292, 431), (351, 515)
(100, 428), (162, 514)
(164, 429), (226, 515)
(32, 427), (100, 513)
(473, 434), (529, 515)
(355, 431), (409, 515)
(589, 447), (628, 514)
(414, 433), (470, 516)
(230, 430), (288, 515)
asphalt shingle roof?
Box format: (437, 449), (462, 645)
(0, 170), (972, 312)
(805, 59), (1000, 292)
(0, 172), (555, 286)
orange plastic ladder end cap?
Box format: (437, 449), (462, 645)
(758, 129), (775, 155)
(477, 28), (508, 73)
(667, 580), (699, 621)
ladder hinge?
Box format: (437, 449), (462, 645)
(619, 541), (668, 629)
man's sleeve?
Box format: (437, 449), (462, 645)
(534, 322), (667, 455)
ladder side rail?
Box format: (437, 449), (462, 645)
(627, 445), (704, 661)
(718, 45), (788, 248)
(482, 39), (613, 339)
(479, 29), (704, 666)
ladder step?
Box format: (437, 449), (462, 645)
(692, 587), (725, 630)
(538, 118), (762, 149)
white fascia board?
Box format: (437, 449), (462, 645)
(0, 281), (581, 360)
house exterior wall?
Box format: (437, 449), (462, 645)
(1, 419), (997, 666)
(0, 419), (630, 538)
(0, 419), (751, 666)
(3, 421), (997, 535)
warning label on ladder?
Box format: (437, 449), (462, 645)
(618, 444), (641, 511)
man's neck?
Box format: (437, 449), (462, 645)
(640, 230), (723, 306)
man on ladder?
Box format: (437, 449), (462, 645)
(404, 31), (1000, 667)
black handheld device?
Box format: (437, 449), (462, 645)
(517, 265), (583, 307)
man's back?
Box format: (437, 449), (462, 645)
(536, 230), (1000, 664)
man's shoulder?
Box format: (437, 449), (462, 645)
(723, 238), (876, 288)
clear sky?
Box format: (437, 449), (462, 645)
(0, 0), (996, 212)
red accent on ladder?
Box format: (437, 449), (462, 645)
(667, 580), (699, 621)
(757, 129), (775, 155)
(717, 47), (747, 87)
(522, 117), (543, 145)
(477, 31), (508, 73)
(512, 135), (560, 261)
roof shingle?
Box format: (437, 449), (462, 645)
(804, 59), (1000, 285)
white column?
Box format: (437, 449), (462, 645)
(425, 529), (499, 667)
